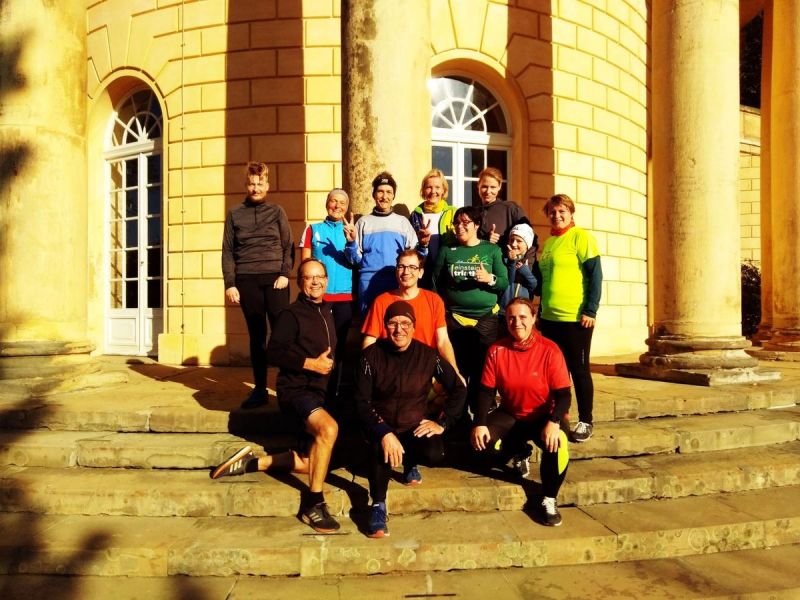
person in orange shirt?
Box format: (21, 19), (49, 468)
(362, 249), (460, 377)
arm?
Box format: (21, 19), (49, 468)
(266, 312), (307, 370)
(515, 262), (538, 298)
(298, 225), (313, 261)
(354, 353), (393, 440)
(581, 256), (603, 319)
(222, 210), (237, 290)
(431, 355), (466, 432)
(434, 327), (460, 376)
(277, 206), (294, 277)
(404, 217), (428, 258)
(470, 383), (497, 451)
(362, 335), (377, 349)
(344, 218), (363, 266)
(490, 246), (509, 292)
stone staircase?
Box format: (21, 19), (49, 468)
(0, 358), (799, 598)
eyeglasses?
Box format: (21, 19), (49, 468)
(386, 320), (413, 330)
(301, 274), (327, 282)
(453, 220), (474, 229)
(396, 264), (420, 272)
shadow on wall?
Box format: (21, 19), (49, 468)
(0, 3), (114, 593)
(507, 6), (554, 231)
(222, 2), (307, 367)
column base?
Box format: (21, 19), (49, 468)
(615, 334), (780, 386)
(0, 340), (125, 398)
(750, 323), (773, 345)
(748, 328), (800, 361)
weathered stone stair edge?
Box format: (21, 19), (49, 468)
(0, 485), (798, 577)
(4, 544), (800, 600)
(0, 388), (797, 434)
(1, 441), (799, 518)
(2, 405), (798, 470)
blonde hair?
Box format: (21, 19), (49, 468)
(419, 169), (449, 200)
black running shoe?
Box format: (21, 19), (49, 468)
(300, 502), (340, 533)
(211, 446), (255, 479)
(537, 496), (562, 527)
(240, 388), (267, 409)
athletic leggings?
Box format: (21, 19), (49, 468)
(368, 428), (445, 503)
(236, 273), (290, 390)
(537, 318), (594, 425)
(447, 311), (499, 417)
(483, 409), (569, 498)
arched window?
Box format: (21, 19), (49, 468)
(430, 76), (512, 207)
(104, 89), (163, 355)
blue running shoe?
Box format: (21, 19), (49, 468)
(403, 465), (422, 486)
(368, 502), (389, 538)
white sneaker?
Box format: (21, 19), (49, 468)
(572, 421), (593, 443)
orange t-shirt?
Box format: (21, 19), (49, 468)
(361, 289), (447, 348)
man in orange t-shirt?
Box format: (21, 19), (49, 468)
(362, 249), (460, 377)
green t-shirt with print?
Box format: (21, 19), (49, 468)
(432, 241), (508, 317)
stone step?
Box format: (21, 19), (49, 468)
(3, 543), (800, 599)
(0, 485), (797, 578)
(1, 379), (797, 434)
(1, 441), (799, 519)
(1, 406), (797, 470)
(0, 431), (296, 469)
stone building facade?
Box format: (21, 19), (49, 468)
(0, 0), (793, 386)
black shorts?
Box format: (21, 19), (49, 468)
(278, 390), (326, 454)
(278, 390), (326, 421)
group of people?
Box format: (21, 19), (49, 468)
(215, 161), (603, 537)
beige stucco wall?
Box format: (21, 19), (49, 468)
(86, 0), (343, 365)
(85, 0), (655, 363)
(739, 106), (762, 265)
(427, 0), (650, 355)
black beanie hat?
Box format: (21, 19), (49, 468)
(372, 171), (397, 196)
(384, 300), (416, 324)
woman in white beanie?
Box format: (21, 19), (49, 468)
(498, 222), (539, 336)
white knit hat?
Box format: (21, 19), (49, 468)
(509, 223), (534, 250)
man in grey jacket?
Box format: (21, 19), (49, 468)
(222, 161), (294, 408)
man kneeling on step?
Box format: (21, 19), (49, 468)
(355, 300), (466, 538)
(211, 258), (341, 534)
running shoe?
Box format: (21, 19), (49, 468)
(210, 445), (255, 479)
(572, 421), (593, 443)
(367, 502), (389, 538)
(300, 502), (340, 533)
(537, 496), (562, 527)
(403, 465), (422, 486)
(240, 388), (267, 409)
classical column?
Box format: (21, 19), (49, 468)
(761, 0), (800, 354)
(0, 1), (98, 392)
(753, 2), (774, 345)
(618, 0), (778, 384)
(342, 0), (432, 215)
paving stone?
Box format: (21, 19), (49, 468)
(5, 546), (800, 600)
(582, 487), (800, 562)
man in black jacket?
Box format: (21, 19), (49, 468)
(211, 258), (341, 534)
(355, 300), (466, 538)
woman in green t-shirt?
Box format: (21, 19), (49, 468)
(432, 205), (508, 418)
(537, 194), (603, 443)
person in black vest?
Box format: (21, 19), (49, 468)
(211, 258), (341, 534)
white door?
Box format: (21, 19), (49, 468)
(106, 154), (163, 355)
(105, 90), (163, 355)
